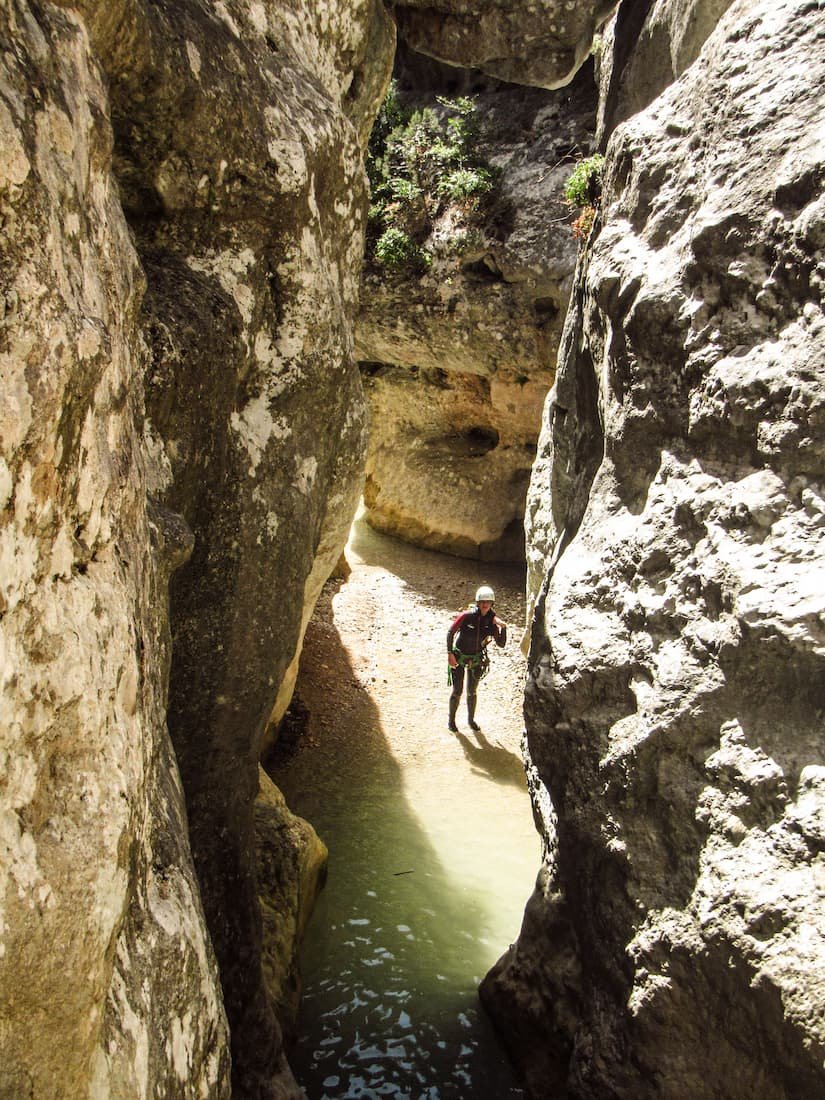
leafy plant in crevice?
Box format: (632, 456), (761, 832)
(365, 82), (500, 271)
(442, 227), (485, 257)
(437, 165), (497, 204)
(564, 153), (605, 242)
(373, 226), (429, 269)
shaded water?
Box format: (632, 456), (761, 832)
(274, 516), (539, 1099)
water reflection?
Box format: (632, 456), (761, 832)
(293, 819), (527, 1099)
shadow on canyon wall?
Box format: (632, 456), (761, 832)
(266, 519), (536, 1097)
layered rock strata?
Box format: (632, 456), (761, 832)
(483, 0), (825, 1096)
(357, 64), (596, 559)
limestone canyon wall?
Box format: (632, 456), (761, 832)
(357, 64), (596, 560)
(483, 1), (825, 1097)
(0, 4), (230, 1096)
(1, 0), (393, 1095)
(107, 2), (393, 1092)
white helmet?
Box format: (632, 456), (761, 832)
(475, 585), (495, 603)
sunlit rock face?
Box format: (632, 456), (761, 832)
(94, 0), (393, 1094)
(361, 362), (549, 560)
(483, 0), (825, 1095)
(390, 0), (617, 88)
(0, 5), (228, 1097)
(595, 0), (737, 143)
(357, 61), (596, 560)
(1, 0), (394, 1096)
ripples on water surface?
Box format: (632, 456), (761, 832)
(275, 526), (537, 1098)
(280, 752), (535, 1099)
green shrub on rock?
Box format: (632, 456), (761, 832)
(365, 82), (499, 270)
(373, 227), (430, 271)
(564, 153), (605, 210)
(437, 166), (496, 204)
(564, 153), (605, 244)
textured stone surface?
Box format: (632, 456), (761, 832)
(0, 4), (229, 1096)
(391, 0), (617, 88)
(483, 0), (825, 1095)
(92, 0), (394, 1094)
(595, 0), (736, 143)
(255, 767), (328, 1034)
(1, 0), (394, 1096)
(358, 66), (596, 559)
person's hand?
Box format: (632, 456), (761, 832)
(448, 653), (458, 668)
(494, 616), (506, 629)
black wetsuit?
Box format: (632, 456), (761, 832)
(447, 605), (506, 722)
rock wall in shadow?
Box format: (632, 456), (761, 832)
(97, 1), (395, 1094)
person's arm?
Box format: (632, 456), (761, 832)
(447, 612), (465, 667)
(492, 614), (507, 647)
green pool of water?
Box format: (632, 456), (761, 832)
(277, 730), (537, 1099)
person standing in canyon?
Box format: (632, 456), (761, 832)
(447, 585), (507, 732)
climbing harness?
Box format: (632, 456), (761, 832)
(447, 646), (490, 686)
(447, 600), (496, 686)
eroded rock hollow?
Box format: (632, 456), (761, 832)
(357, 51), (597, 560)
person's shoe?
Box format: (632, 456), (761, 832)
(467, 699), (480, 731)
(448, 696), (459, 732)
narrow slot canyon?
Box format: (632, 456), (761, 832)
(1, 2), (823, 1099)
(268, 510), (536, 1097)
